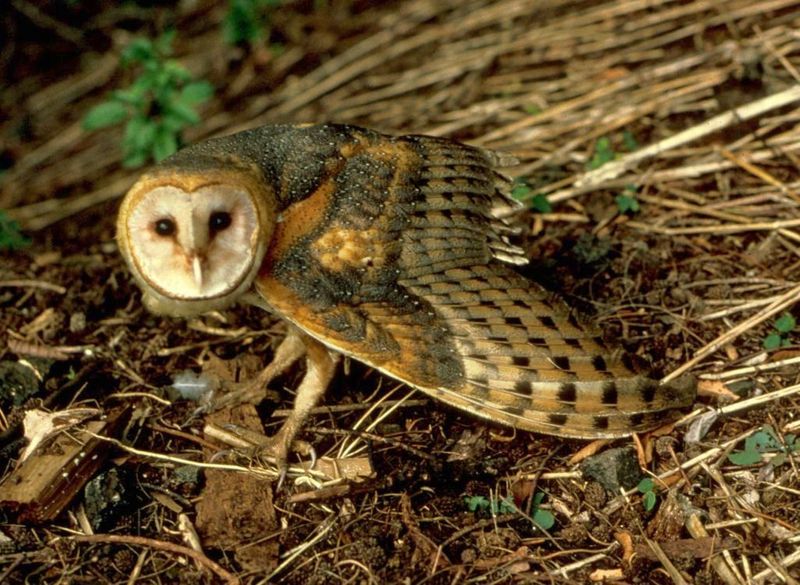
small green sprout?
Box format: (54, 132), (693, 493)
(511, 180), (552, 213)
(615, 184), (640, 214)
(763, 313), (796, 350)
(530, 193), (552, 213)
(464, 492), (555, 530)
(465, 495), (515, 515)
(530, 491), (556, 530)
(588, 131), (638, 170)
(83, 31), (214, 168)
(637, 477), (657, 512)
(224, 0), (284, 46)
(621, 129), (639, 152)
(588, 136), (616, 170)
(0, 210), (31, 251)
(728, 425), (799, 467)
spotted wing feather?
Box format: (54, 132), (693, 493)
(254, 125), (695, 438)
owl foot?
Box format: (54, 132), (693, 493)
(213, 331), (339, 486)
(221, 422), (315, 484)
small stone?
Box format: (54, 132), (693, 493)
(0, 361), (41, 407)
(84, 468), (140, 532)
(69, 312), (86, 333)
(654, 436), (677, 458)
(560, 523), (587, 545)
(579, 447), (643, 493)
(460, 548), (477, 563)
(584, 481), (607, 507)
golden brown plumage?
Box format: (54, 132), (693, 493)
(117, 123), (696, 467)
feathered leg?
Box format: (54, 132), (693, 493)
(208, 326), (307, 410)
(252, 334), (340, 470)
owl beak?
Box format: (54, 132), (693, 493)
(192, 255), (204, 289)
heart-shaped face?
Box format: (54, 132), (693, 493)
(117, 167), (275, 316)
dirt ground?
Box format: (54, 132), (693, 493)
(1, 1), (800, 583)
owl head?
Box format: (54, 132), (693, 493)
(117, 155), (276, 316)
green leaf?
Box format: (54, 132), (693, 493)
(642, 490), (657, 512)
(524, 104), (542, 115)
(163, 60), (192, 83)
(224, 0), (265, 45)
(772, 453), (788, 467)
(180, 81), (214, 105)
(760, 425), (781, 444)
(532, 508), (555, 530)
(166, 101), (201, 126)
(0, 210), (31, 251)
(764, 332), (783, 350)
(112, 88), (146, 108)
(511, 182), (531, 200)
(728, 449), (762, 466)
(130, 72), (157, 96)
(465, 496), (489, 512)
(123, 115), (157, 154)
(622, 130), (638, 151)
(122, 150), (148, 168)
(161, 114), (187, 134)
(529, 491), (554, 529)
(775, 313), (796, 334)
(531, 193), (553, 213)
(615, 193), (640, 214)
(498, 498), (517, 515)
(746, 428), (781, 453)
(154, 30), (176, 57)
(152, 127), (179, 162)
(153, 68), (176, 93)
(82, 101), (129, 130)
(588, 136), (615, 170)
(637, 478), (655, 494)
(121, 38), (155, 66)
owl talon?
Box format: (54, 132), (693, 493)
(276, 467), (288, 490)
(250, 430), (298, 481)
(211, 424), (307, 483)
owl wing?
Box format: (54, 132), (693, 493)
(255, 126), (695, 438)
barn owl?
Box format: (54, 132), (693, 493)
(117, 123), (695, 470)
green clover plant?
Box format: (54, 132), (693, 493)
(83, 31), (214, 168)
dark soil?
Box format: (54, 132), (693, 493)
(2, 1), (799, 584)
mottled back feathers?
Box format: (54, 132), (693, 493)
(244, 125), (694, 437)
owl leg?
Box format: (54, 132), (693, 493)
(207, 327), (308, 411)
(252, 334), (340, 472)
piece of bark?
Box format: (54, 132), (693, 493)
(647, 489), (686, 541)
(0, 407), (130, 523)
(195, 405), (280, 574)
(633, 536), (738, 561)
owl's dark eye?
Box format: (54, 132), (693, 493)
(209, 211), (232, 233)
(154, 218), (176, 237)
